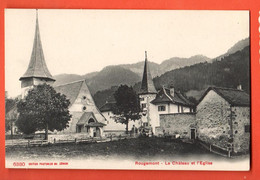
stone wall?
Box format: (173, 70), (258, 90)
(232, 106), (250, 153)
(196, 90), (231, 150)
(156, 113), (196, 138)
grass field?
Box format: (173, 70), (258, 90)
(5, 137), (225, 160)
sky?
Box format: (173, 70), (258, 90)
(5, 9), (249, 98)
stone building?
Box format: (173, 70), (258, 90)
(196, 87), (250, 153)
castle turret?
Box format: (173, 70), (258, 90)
(139, 51), (157, 130)
(139, 51), (157, 95)
(19, 11), (55, 98)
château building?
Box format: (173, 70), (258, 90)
(138, 51), (194, 134)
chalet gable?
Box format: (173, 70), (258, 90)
(151, 86), (194, 107)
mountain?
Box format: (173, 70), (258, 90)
(82, 71), (99, 81)
(227, 38), (249, 54)
(159, 55), (211, 74)
(53, 54), (211, 93)
(87, 66), (141, 94)
(120, 55), (210, 78)
(212, 37), (249, 62)
(54, 38), (249, 101)
(152, 45), (250, 99)
(93, 46), (250, 107)
(120, 61), (161, 77)
(54, 74), (83, 86)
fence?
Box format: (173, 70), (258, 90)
(5, 134), (135, 147)
(197, 139), (232, 157)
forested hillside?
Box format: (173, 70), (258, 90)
(94, 46), (250, 107)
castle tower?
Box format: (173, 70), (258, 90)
(19, 11), (55, 98)
(139, 51), (157, 129)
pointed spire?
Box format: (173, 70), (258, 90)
(19, 10), (55, 81)
(139, 51), (156, 94)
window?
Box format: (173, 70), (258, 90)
(82, 106), (86, 111)
(88, 118), (95, 124)
(141, 103), (146, 109)
(245, 125), (250, 133)
(143, 122), (148, 127)
(83, 96), (86, 100)
(140, 98), (144, 101)
(158, 105), (166, 111)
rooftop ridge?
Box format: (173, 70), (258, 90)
(210, 86), (246, 92)
(53, 79), (86, 87)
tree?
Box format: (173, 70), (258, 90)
(5, 94), (19, 135)
(112, 85), (142, 134)
(16, 84), (71, 140)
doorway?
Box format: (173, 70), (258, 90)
(95, 127), (100, 137)
(190, 128), (196, 140)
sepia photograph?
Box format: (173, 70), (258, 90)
(5, 9), (250, 170)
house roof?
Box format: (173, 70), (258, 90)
(77, 112), (106, 127)
(99, 102), (116, 112)
(151, 87), (194, 106)
(54, 80), (85, 106)
(198, 87), (250, 107)
(139, 51), (157, 95)
(19, 13), (55, 82)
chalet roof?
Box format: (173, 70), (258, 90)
(99, 102), (116, 112)
(199, 87), (250, 107)
(77, 112), (106, 127)
(54, 80), (85, 106)
(19, 12), (55, 81)
(139, 51), (157, 95)
(151, 87), (194, 106)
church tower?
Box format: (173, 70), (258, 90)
(139, 51), (157, 130)
(19, 11), (55, 98)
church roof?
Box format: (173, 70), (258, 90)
(139, 51), (157, 95)
(19, 12), (55, 81)
(54, 80), (85, 107)
(151, 87), (194, 106)
(198, 87), (250, 107)
(77, 112), (106, 127)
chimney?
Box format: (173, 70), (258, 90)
(169, 85), (174, 97)
(237, 84), (242, 90)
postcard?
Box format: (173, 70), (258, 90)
(5, 9), (250, 170)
